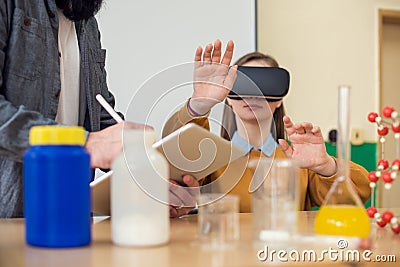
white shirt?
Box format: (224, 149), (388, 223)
(55, 9), (80, 125)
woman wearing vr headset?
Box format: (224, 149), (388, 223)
(164, 40), (370, 217)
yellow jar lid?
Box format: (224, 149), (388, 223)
(29, 126), (85, 145)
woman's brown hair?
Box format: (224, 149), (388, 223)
(220, 52), (287, 141)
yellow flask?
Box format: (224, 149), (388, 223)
(315, 205), (370, 238)
(315, 86), (371, 238)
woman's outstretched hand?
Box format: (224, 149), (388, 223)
(278, 116), (337, 176)
(190, 39), (237, 116)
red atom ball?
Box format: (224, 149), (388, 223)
(366, 207), (377, 218)
(392, 159), (400, 168)
(368, 112), (378, 122)
(392, 123), (400, 133)
(378, 160), (389, 170)
(378, 126), (389, 136)
(382, 211), (394, 224)
(382, 172), (393, 183)
(383, 106), (395, 118)
(377, 220), (387, 227)
(368, 172), (378, 183)
(391, 224), (400, 234)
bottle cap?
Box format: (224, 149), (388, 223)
(29, 126), (85, 145)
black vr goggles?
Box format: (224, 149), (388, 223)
(228, 66), (290, 101)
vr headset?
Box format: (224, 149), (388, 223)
(228, 66), (290, 101)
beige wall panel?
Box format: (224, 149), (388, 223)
(258, 0), (400, 141)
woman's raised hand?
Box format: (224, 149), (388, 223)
(189, 40), (237, 116)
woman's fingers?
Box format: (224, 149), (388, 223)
(169, 178), (198, 207)
(211, 39), (222, 63)
(169, 176), (199, 218)
(194, 46), (203, 62)
(283, 116), (296, 135)
(182, 174), (199, 187)
(169, 190), (184, 208)
(278, 139), (293, 158)
(196, 40), (234, 65)
(284, 116), (323, 138)
(291, 122), (315, 135)
(302, 122), (314, 134)
(224, 65), (238, 91)
(221, 40), (234, 65)
(311, 126), (323, 137)
(203, 43), (213, 63)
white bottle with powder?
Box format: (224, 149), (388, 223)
(111, 129), (169, 246)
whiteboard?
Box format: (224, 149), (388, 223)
(96, 1), (256, 136)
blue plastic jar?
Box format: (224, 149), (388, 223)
(24, 126), (91, 247)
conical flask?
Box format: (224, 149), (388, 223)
(314, 86), (370, 238)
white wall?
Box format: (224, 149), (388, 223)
(96, 1), (255, 137)
(258, 0), (400, 141)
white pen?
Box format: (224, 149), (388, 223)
(95, 94), (124, 123)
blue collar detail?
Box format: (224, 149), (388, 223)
(230, 131), (278, 157)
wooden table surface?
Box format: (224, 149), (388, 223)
(0, 211), (399, 267)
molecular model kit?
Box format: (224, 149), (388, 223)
(367, 106), (400, 234)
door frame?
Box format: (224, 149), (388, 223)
(377, 8), (400, 207)
(378, 9), (400, 110)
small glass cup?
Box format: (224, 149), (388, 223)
(250, 158), (299, 248)
(197, 193), (239, 249)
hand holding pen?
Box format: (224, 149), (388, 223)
(84, 94), (151, 168)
